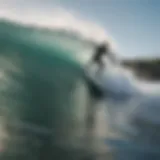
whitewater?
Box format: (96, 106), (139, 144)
(0, 6), (160, 160)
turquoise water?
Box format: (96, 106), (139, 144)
(0, 19), (91, 160)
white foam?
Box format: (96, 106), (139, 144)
(0, 1), (117, 50)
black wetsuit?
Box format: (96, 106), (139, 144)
(92, 43), (108, 65)
(86, 44), (109, 99)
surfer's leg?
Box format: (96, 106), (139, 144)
(95, 60), (104, 78)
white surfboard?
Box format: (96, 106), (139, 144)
(85, 63), (138, 100)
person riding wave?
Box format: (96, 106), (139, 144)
(86, 42), (116, 99)
(89, 41), (116, 76)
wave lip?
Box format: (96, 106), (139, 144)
(0, 6), (116, 47)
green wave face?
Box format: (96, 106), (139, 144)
(0, 20), (90, 160)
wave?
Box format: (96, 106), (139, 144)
(0, 6), (115, 40)
(0, 16), (95, 158)
(0, 14), (120, 158)
(1, 7), (160, 159)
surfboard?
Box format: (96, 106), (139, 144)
(84, 65), (105, 99)
(84, 63), (139, 102)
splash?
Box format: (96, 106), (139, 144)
(0, 3), (119, 63)
(0, 6), (116, 43)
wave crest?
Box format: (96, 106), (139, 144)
(0, 6), (116, 49)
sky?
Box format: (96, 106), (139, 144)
(56, 0), (160, 58)
(1, 0), (160, 59)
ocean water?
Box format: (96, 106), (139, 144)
(0, 19), (160, 160)
(0, 19), (93, 160)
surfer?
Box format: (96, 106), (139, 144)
(85, 41), (118, 99)
(89, 42), (116, 75)
(84, 42), (116, 155)
(96, 42), (115, 63)
(92, 42), (109, 67)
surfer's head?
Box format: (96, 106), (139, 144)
(101, 41), (110, 51)
(95, 41), (110, 56)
